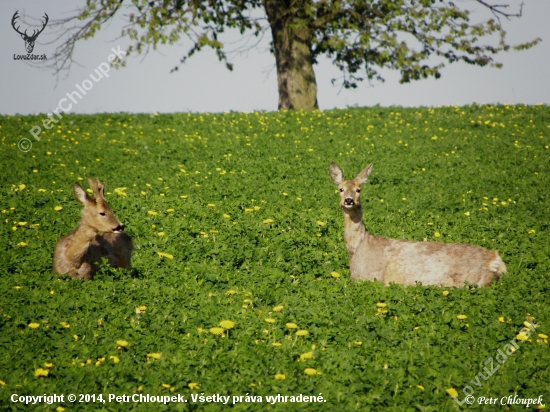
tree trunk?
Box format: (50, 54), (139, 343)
(263, 0), (318, 110)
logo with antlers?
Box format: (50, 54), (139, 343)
(12, 11), (49, 54)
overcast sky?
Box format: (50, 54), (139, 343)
(1, 0), (549, 115)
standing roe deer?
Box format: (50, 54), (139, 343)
(329, 162), (506, 287)
(53, 178), (133, 280)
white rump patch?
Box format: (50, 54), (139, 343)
(489, 255), (502, 273)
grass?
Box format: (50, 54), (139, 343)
(0, 104), (549, 411)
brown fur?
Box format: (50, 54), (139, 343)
(53, 178), (133, 280)
(330, 162), (506, 287)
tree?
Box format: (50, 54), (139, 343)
(49, 0), (539, 110)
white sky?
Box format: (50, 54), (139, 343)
(1, 0), (549, 115)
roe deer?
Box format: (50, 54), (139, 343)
(329, 162), (506, 287)
(53, 178), (133, 280)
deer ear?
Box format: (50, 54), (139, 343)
(329, 162), (344, 185)
(355, 163), (373, 185)
(74, 182), (92, 205)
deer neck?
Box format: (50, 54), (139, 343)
(65, 222), (99, 263)
(342, 206), (368, 257)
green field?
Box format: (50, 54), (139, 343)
(0, 105), (549, 411)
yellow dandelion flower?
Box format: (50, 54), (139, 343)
(538, 333), (548, 339)
(296, 330), (309, 336)
(524, 321), (537, 329)
(316, 221), (325, 227)
(137, 305), (147, 312)
(0, 380), (5, 386)
(456, 314), (467, 320)
(73, 334), (79, 340)
(244, 208), (253, 212)
(331, 271), (341, 279)
(265, 318), (276, 324)
(161, 383), (170, 388)
(286, 322), (298, 329)
(434, 232), (441, 238)
(516, 332), (529, 341)
(19, 184), (26, 191)
(140, 191), (147, 195)
(225, 289), (236, 295)
(442, 290), (449, 296)
(157, 232), (165, 237)
(116, 340), (129, 348)
(376, 302), (387, 308)
(210, 327), (224, 336)
(188, 382), (200, 390)
(417, 385), (425, 391)
(113, 187), (127, 197)
(446, 388), (459, 397)
(272, 342), (282, 347)
(157, 252), (174, 259)
(219, 320), (235, 329)
(296, 197), (302, 201)
(54, 206), (63, 212)
(110, 355), (120, 364)
(148, 210), (158, 216)
(18, 222), (27, 226)
(223, 214), (230, 219)
(44, 362), (54, 368)
(147, 353), (161, 360)
(354, 341), (362, 346)
(34, 368), (49, 377)
(304, 368), (321, 375)
(28, 323), (40, 329)
(263, 218), (274, 224)
(273, 305), (284, 312)
(166, 208), (174, 213)
(60, 322), (70, 328)
(498, 316), (505, 323)
(254, 206), (260, 211)
(300, 351), (313, 361)
(274, 374), (286, 380)
(17, 242), (27, 247)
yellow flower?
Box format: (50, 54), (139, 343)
(18, 222), (27, 226)
(538, 333), (548, 339)
(354, 341), (362, 346)
(245, 208), (253, 212)
(157, 232), (165, 237)
(263, 219), (274, 224)
(188, 382), (200, 390)
(140, 191), (147, 195)
(208, 204), (216, 207)
(73, 334), (79, 340)
(296, 330), (309, 336)
(272, 342), (282, 347)
(162, 383), (170, 388)
(434, 232), (441, 238)
(19, 184), (26, 191)
(116, 340), (129, 348)
(54, 206), (63, 211)
(109, 355), (120, 364)
(274, 374), (286, 380)
(498, 316), (505, 323)
(316, 221), (325, 227)
(147, 353), (161, 360)
(0, 380), (5, 386)
(166, 209), (174, 213)
(148, 210), (158, 216)
(44, 362), (54, 368)
(456, 315), (467, 320)
(210, 327), (224, 336)
(273, 305), (284, 312)
(442, 290), (449, 296)
(225, 289), (236, 295)
(300, 351), (313, 361)
(265, 318), (276, 324)
(446, 388), (459, 397)
(286, 322), (298, 329)
(28, 323), (40, 329)
(304, 368), (321, 375)
(223, 214), (230, 219)
(219, 320), (235, 329)
(331, 271), (341, 279)
(253, 206), (260, 211)
(296, 197), (302, 201)
(113, 187), (127, 197)
(157, 252), (174, 259)
(17, 242), (27, 247)
(34, 368), (49, 377)
(516, 332), (529, 341)
(60, 321), (70, 328)
(137, 305), (147, 312)
(417, 385), (425, 391)
(376, 302), (387, 308)
(524, 321), (537, 329)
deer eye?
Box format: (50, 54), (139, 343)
(339, 188), (344, 193)
(99, 212), (106, 216)
(356, 189), (361, 193)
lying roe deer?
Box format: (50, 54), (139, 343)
(329, 162), (506, 287)
(53, 178), (133, 280)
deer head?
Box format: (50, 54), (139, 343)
(12, 11), (49, 54)
(330, 162), (373, 211)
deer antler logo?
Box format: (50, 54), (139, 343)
(12, 11), (49, 54)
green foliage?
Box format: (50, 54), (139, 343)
(0, 105), (549, 410)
